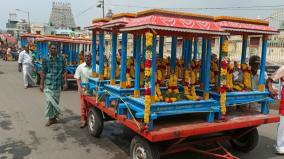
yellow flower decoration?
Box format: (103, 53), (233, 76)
(222, 40), (229, 54)
(146, 32), (153, 46)
(221, 68), (227, 76)
(145, 68), (152, 77)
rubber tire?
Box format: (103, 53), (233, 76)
(130, 136), (160, 159)
(88, 107), (104, 137)
(230, 127), (259, 153)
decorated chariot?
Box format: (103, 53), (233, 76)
(81, 9), (279, 159)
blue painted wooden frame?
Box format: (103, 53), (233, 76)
(200, 38), (207, 88)
(151, 35), (157, 97)
(69, 43), (73, 65)
(92, 31), (97, 74)
(204, 38), (212, 95)
(241, 35), (248, 64)
(159, 36), (164, 59)
(259, 35), (268, 86)
(124, 96), (219, 130)
(170, 36), (177, 70)
(188, 39), (193, 65)
(217, 36), (224, 89)
(99, 32), (105, 77)
(111, 33), (118, 82)
(193, 37), (198, 60)
(134, 34), (141, 95)
(77, 43), (80, 65)
(120, 32), (128, 85)
(142, 34), (146, 63)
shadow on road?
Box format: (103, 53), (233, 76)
(0, 130), (41, 159)
(0, 138), (32, 159)
(230, 135), (279, 159)
(0, 111), (13, 130)
(48, 107), (281, 159)
(161, 135), (279, 159)
(50, 108), (129, 159)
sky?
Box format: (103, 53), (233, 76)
(0, 0), (283, 29)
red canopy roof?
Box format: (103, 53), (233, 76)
(119, 13), (228, 36)
(217, 21), (278, 35)
(36, 37), (91, 44)
(102, 17), (133, 29)
(21, 33), (42, 38)
(87, 9), (278, 36)
(85, 18), (111, 30)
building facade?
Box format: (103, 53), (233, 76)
(49, 2), (76, 29)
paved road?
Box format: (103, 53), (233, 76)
(0, 62), (282, 159)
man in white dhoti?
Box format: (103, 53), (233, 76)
(18, 45), (34, 89)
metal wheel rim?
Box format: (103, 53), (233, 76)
(233, 137), (248, 146)
(133, 145), (147, 159)
(88, 113), (96, 131)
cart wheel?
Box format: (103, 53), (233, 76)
(88, 107), (104, 137)
(130, 136), (160, 159)
(230, 127), (259, 153)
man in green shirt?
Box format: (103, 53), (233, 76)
(40, 43), (67, 126)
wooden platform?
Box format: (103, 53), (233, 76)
(83, 95), (279, 142)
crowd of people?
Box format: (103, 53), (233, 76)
(0, 41), (22, 61)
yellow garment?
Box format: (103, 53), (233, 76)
(191, 60), (200, 85)
(241, 64), (252, 90)
(103, 63), (110, 79)
(176, 59), (183, 79)
(155, 71), (163, 102)
(210, 61), (218, 84)
(227, 64), (234, 90)
(233, 83), (244, 91)
(183, 68), (197, 100)
(126, 73), (132, 88)
(115, 64), (120, 78)
(165, 58), (171, 79)
(168, 72), (179, 94)
(160, 60), (166, 86)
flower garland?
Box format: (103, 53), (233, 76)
(144, 32), (153, 124)
(220, 39), (229, 117)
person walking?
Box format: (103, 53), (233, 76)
(267, 66), (284, 154)
(40, 43), (67, 126)
(18, 45), (35, 89)
(74, 52), (92, 128)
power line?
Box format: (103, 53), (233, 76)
(75, 3), (284, 18)
(75, 4), (97, 18)
(105, 3), (284, 10)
